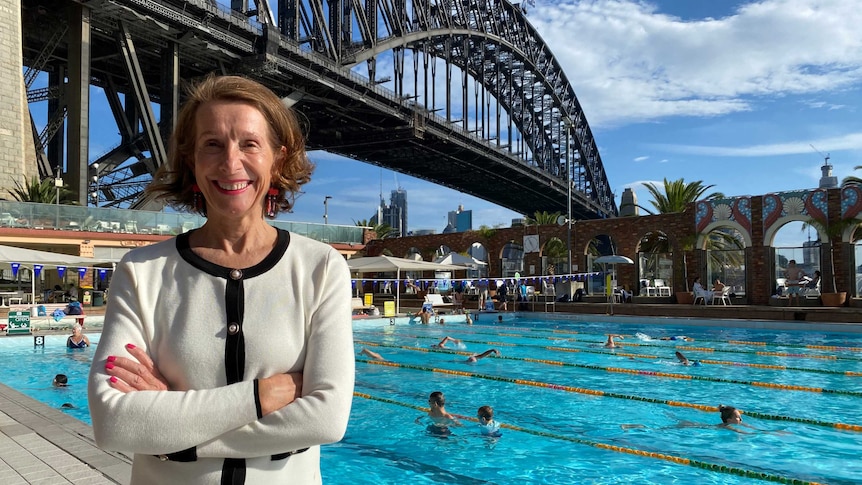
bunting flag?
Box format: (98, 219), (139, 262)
(98, 268), (107, 281)
(34, 264), (43, 278)
(57, 266), (66, 278)
(11, 262), (19, 277)
(78, 267), (87, 279)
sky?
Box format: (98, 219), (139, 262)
(294, 0), (862, 233)
(35, 0), (862, 240)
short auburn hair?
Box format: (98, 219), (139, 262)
(146, 74), (313, 218)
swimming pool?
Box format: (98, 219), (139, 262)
(2, 316), (860, 484)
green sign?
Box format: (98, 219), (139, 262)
(8, 311), (31, 335)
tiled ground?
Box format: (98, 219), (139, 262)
(0, 383), (131, 484)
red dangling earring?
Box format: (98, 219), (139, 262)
(265, 188), (279, 218)
(192, 184), (206, 216)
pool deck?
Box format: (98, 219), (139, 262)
(1, 302), (860, 483)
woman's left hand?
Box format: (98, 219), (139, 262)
(105, 344), (169, 393)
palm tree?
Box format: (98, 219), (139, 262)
(842, 166), (862, 186)
(7, 175), (73, 204)
(630, 178), (726, 292)
(353, 219), (397, 239)
(635, 178), (724, 215)
(525, 210), (561, 226)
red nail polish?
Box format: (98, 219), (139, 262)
(105, 363), (114, 370)
(126, 343), (136, 350)
(107, 356), (116, 362)
(109, 376), (118, 383)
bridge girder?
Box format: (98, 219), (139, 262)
(21, 0), (616, 219)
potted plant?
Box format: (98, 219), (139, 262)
(804, 216), (858, 306)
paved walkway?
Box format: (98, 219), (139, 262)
(0, 383), (131, 484)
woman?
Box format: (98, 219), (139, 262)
(67, 324), (90, 348)
(88, 75), (354, 484)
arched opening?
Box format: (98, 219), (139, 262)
(635, 231), (672, 297)
(771, 221), (819, 297)
(704, 226), (747, 297)
(542, 237), (566, 276)
(500, 241), (524, 278)
(586, 235), (616, 296)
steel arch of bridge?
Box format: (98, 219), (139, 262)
(21, 0), (616, 219)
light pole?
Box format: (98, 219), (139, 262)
(90, 162), (100, 207)
(324, 195), (332, 224)
(54, 166), (63, 228)
(563, 119), (573, 275)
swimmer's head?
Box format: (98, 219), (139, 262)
(53, 374), (68, 387)
(719, 404), (742, 424)
(477, 405), (494, 423)
(429, 391), (445, 408)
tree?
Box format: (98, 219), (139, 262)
(7, 175), (74, 204)
(842, 166), (862, 186)
(525, 210), (561, 226)
(353, 219), (397, 239)
(631, 178), (726, 293)
(636, 178), (724, 215)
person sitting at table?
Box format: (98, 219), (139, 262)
(65, 284), (78, 301)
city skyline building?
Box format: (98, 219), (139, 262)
(443, 204), (472, 233)
(370, 187), (409, 237)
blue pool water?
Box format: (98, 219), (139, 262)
(2, 316), (861, 484)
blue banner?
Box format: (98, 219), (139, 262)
(98, 268), (107, 280)
(78, 267), (87, 279)
(10, 262), (19, 277)
(57, 266), (66, 278)
(34, 264), (43, 277)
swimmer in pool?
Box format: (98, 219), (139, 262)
(604, 334), (624, 348)
(477, 405), (502, 437)
(358, 348), (386, 361)
(431, 336), (463, 349)
(660, 335), (694, 341)
(416, 391), (461, 435)
(675, 351), (700, 366)
(466, 349), (500, 363)
(52, 374), (68, 387)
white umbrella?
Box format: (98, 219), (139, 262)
(594, 255), (634, 315)
(346, 255), (465, 313)
(433, 253), (487, 268)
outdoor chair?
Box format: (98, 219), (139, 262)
(712, 287), (732, 306)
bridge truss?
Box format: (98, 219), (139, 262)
(21, 0), (617, 219)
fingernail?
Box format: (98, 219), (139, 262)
(126, 343), (136, 350)
(107, 356), (116, 362)
(109, 376), (118, 383)
(105, 363), (114, 370)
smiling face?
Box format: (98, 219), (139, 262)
(193, 100), (283, 223)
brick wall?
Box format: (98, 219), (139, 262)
(364, 188), (857, 306)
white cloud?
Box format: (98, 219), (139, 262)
(633, 156), (649, 162)
(530, 0), (862, 127)
(649, 131), (862, 156)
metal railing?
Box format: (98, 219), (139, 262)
(0, 202), (365, 245)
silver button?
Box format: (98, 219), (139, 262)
(158, 454), (169, 461)
(230, 269), (243, 280)
(228, 323), (239, 335)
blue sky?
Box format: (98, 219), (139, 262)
(35, 0), (862, 239)
(300, 0), (862, 232)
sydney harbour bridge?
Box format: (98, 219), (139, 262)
(21, 0), (617, 220)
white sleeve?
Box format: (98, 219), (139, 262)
(88, 257), (261, 455)
(193, 250), (355, 458)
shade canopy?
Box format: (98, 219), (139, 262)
(347, 255), (465, 273)
(434, 253), (487, 268)
(0, 244), (118, 302)
(347, 255), (466, 314)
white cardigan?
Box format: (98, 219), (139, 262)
(88, 229), (355, 484)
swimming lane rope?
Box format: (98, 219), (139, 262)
(353, 353), (862, 432)
(353, 391), (827, 485)
(355, 331), (862, 378)
(356, 340), (862, 398)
